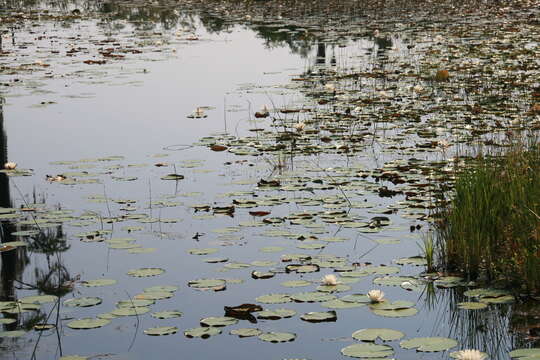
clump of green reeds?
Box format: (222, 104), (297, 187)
(435, 145), (540, 294)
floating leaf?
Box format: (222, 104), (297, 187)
(341, 343), (394, 358)
(127, 268), (164, 277)
(67, 318), (110, 329)
(300, 311), (337, 323)
(64, 297), (102, 308)
(281, 280), (312, 288)
(144, 285), (179, 293)
(81, 279), (117, 287)
(188, 279), (226, 291)
(200, 316), (238, 327)
(457, 302), (488, 310)
(400, 337), (458, 352)
(189, 248), (218, 255)
(230, 328), (262, 338)
(290, 292), (336, 303)
(509, 348), (540, 359)
(0, 330), (26, 338)
(256, 293), (291, 304)
(144, 326), (178, 336)
(321, 299), (366, 309)
(151, 311), (183, 319)
(352, 328), (405, 342)
(111, 306), (150, 317)
(19, 295), (58, 304)
(257, 308), (296, 320)
(373, 276), (416, 286)
(258, 332), (296, 343)
(184, 327), (221, 339)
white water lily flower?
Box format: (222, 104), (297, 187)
(367, 289), (385, 303)
(4, 162), (17, 170)
(293, 122), (305, 131)
(453, 349), (487, 360)
(324, 83), (336, 92)
(321, 274), (339, 286)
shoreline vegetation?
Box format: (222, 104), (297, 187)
(434, 143), (540, 295)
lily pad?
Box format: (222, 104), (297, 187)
(352, 328), (405, 342)
(127, 268), (165, 277)
(509, 348), (540, 359)
(67, 318), (110, 329)
(300, 310), (337, 323)
(230, 328), (262, 338)
(0, 330), (26, 338)
(111, 306), (150, 317)
(64, 297), (102, 308)
(290, 292), (336, 303)
(257, 308), (296, 320)
(81, 279), (117, 287)
(200, 316), (238, 327)
(258, 331), (296, 343)
(256, 293), (292, 304)
(457, 302), (488, 310)
(151, 311), (183, 319)
(321, 299), (366, 309)
(188, 279), (226, 291)
(144, 326), (178, 336)
(189, 248), (218, 255)
(20, 295), (58, 304)
(341, 343), (394, 358)
(184, 327), (221, 339)
(400, 337), (458, 352)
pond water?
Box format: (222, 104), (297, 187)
(1, 1), (539, 360)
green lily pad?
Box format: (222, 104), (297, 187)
(258, 331), (296, 343)
(0, 318), (16, 325)
(188, 279), (226, 291)
(0, 330), (26, 337)
(67, 318), (110, 329)
(252, 271), (275, 279)
(204, 257), (229, 263)
(457, 302), (488, 310)
(111, 307), (150, 316)
(161, 174), (185, 180)
(127, 268), (165, 277)
(509, 348), (540, 359)
(369, 301), (415, 310)
(352, 328), (405, 342)
(230, 328), (262, 338)
(19, 295), (58, 304)
(341, 294), (371, 303)
(321, 299), (367, 309)
(341, 343), (394, 358)
(290, 292), (336, 303)
(144, 326), (178, 336)
(200, 316), (238, 327)
(151, 311), (183, 319)
(64, 297), (102, 308)
(372, 307), (418, 318)
(184, 327), (221, 339)
(281, 280), (312, 288)
(316, 284), (351, 293)
(256, 293), (292, 304)
(450, 350), (489, 359)
(400, 337), (458, 352)
(257, 308), (296, 320)
(117, 299), (154, 308)
(81, 279), (117, 287)
(373, 276), (416, 286)
(300, 310), (337, 322)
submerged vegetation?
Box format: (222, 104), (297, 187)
(435, 145), (540, 294)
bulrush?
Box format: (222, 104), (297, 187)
(367, 289), (385, 303)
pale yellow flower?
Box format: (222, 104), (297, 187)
(367, 289), (385, 303)
(293, 122), (305, 131)
(4, 162), (17, 170)
(321, 274), (339, 286)
(453, 349), (487, 360)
